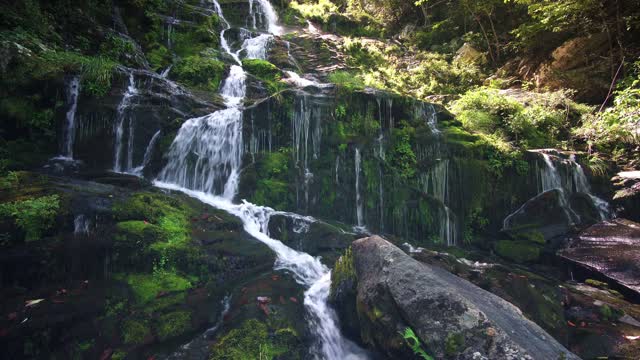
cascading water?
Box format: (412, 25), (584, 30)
(155, 2), (368, 358)
(537, 152), (610, 221)
(420, 159), (457, 246)
(59, 76), (80, 159)
(354, 148), (365, 229)
(131, 129), (161, 175)
(113, 72), (138, 172)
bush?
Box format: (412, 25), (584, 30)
(0, 194), (60, 241)
(451, 87), (588, 149)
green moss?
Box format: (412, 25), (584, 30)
(122, 271), (192, 304)
(0, 194), (60, 241)
(513, 231), (546, 245)
(116, 220), (163, 244)
(495, 240), (541, 263)
(445, 333), (465, 356)
(242, 59), (284, 94)
(327, 71), (365, 91)
(585, 279), (609, 289)
(210, 319), (296, 360)
(155, 310), (192, 341)
(172, 55), (225, 91)
(330, 247), (356, 298)
(123, 319), (151, 345)
(113, 192), (191, 248)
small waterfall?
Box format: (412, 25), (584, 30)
(355, 148), (364, 229)
(211, 0), (241, 65)
(537, 152), (610, 221)
(248, 0), (283, 35)
(239, 33), (272, 60)
(73, 214), (91, 235)
(113, 72), (138, 172)
(420, 160), (457, 246)
(60, 76), (81, 159)
(131, 129), (161, 175)
(160, 65), (172, 78)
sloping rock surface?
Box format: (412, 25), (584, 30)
(350, 236), (579, 359)
(559, 218), (640, 298)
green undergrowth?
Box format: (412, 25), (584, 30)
(0, 194), (60, 242)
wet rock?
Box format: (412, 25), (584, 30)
(612, 171), (640, 222)
(559, 218), (640, 299)
(341, 235), (578, 359)
(503, 189), (578, 241)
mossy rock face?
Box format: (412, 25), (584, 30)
(122, 319), (152, 345)
(155, 310), (193, 341)
(210, 319), (303, 360)
(494, 240), (542, 263)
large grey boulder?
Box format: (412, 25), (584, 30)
(342, 236), (579, 359)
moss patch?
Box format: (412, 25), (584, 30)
(210, 319), (300, 360)
(155, 310), (192, 341)
(495, 240), (541, 263)
(242, 59), (284, 94)
(122, 319), (151, 345)
(121, 271), (192, 304)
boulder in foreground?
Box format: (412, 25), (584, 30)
(333, 236), (579, 359)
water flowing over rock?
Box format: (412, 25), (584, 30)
(154, 1), (369, 358)
(336, 236), (579, 359)
(59, 75), (80, 159)
(113, 71), (139, 173)
(503, 150), (612, 240)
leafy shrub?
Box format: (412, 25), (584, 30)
(0, 194), (60, 241)
(451, 87), (588, 149)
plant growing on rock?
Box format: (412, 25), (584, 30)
(401, 327), (433, 360)
(0, 194), (60, 241)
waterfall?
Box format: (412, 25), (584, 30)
(248, 0), (283, 35)
(73, 214), (91, 235)
(113, 72), (138, 172)
(160, 65), (172, 78)
(420, 160), (457, 246)
(60, 76), (80, 159)
(355, 148), (365, 229)
(131, 129), (161, 175)
(239, 33), (272, 60)
(571, 156), (611, 219)
(537, 152), (610, 221)
(155, 2), (368, 358)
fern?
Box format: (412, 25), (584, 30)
(401, 327), (433, 360)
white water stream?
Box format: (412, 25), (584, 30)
(156, 1), (368, 358)
(59, 76), (80, 159)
